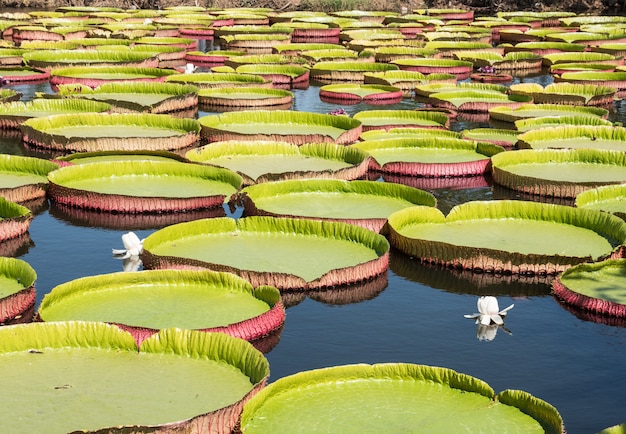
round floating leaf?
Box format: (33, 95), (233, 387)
(185, 140), (370, 185)
(517, 125), (626, 151)
(142, 216), (390, 290)
(319, 83), (402, 104)
(387, 199), (626, 274)
(239, 179), (436, 232)
(353, 109), (449, 131)
(553, 258), (626, 318)
(198, 87), (293, 108)
(491, 148), (626, 198)
(198, 110), (362, 144)
(240, 363), (564, 434)
(0, 154), (59, 203)
(20, 112), (201, 152)
(489, 103), (609, 123)
(0, 256), (36, 324)
(38, 269), (284, 345)
(0, 99), (111, 129)
(0, 321), (269, 433)
(576, 183), (626, 220)
(47, 160), (242, 213)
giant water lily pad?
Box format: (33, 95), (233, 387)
(165, 72), (272, 89)
(514, 115), (614, 132)
(0, 256), (36, 324)
(0, 154), (59, 203)
(489, 103), (609, 124)
(0, 322), (269, 433)
(23, 49), (159, 70)
(509, 82), (614, 107)
(50, 66), (179, 88)
(47, 160), (242, 213)
(185, 141), (370, 185)
(427, 90), (532, 112)
(50, 82), (199, 114)
(352, 109), (449, 131)
(142, 216), (390, 290)
(517, 125), (626, 151)
(310, 61), (399, 82)
(239, 179), (436, 232)
(319, 83), (402, 104)
(0, 197), (32, 243)
(387, 200), (626, 274)
(239, 363), (564, 433)
(391, 58), (473, 79)
(0, 66), (50, 83)
(20, 112), (201, 152)
(553, 258), (626, 319)
(351, 137), (502, 176)
(38, 269), (284, 346)
(491, 148), (626, 198)
(198, 87), (293, 109)
(198, 110), (362, 144)
(576, 183), (626, 220)
(0, 99), (111, 129)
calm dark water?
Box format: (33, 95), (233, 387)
(2, 70), (625, 434)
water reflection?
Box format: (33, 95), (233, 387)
(390, 249), (553, 297)
(0, 232), (34, 257)
(49, 202), (227, 230)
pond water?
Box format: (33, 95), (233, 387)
(2, 70), (625, 434)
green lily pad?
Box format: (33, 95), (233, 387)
(387, 200), (626, 274)
(198, 110), (362, 145)
(240, 179), (436, 232)
(142, 216), (389, 290)
(38, 269), (283, 344)
(491, 148), (626, 198)
(47, 160), (242, 213)
(517, 125), (626, 151)
(0, 256), (36, 324)
(351, 137), (502, 176)
(20, 112), (201, 152)
(49, 82), (199, 114)
(0, 154), (59, 203)
(0, 322), (269, 433)
(553, 258), (626, 318)
(576, 183), (626, 220)
(489, 103), (608, 124)
(0, 99), (111, 129)
(240, 363), (564, 434)
(198, 87), (293, 108)
(353, 109), (449, 131)
(185, 141), (370, 185)
(165, 72), (271, 88)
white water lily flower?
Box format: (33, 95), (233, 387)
(183, 63), (197, 74)
(464, 296), (514, 326)
(112, 232), (144, 259)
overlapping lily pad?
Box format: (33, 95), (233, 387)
(47, 160), (242, 213)
(0, 99), (111, 129)
(185, 140), (370, 185)
(0, 154), (59, 203)
(20, 112), (201, 152)
(553, 258), (626, 319)
(50, 66), (180, 88)
(491, 148), (626, 198)
(0, 197), (32, 244)
(239, 363), (564, 433)
(38, 269), (284, 347)
(142, 216), (390, 290)
(391, 58), (473, 79)
(351, 137), (502, 176)
(310, 60), (399, 82)
(514, 115), (614, 132)
(0, 256), (36, 324)
(0, 322), (269, 433)
(165, 71), (272, 89)
(576, 183), (626, 220)
(198, 110), (362, 144)
(49, 82), (199, 114)
(239, 179), (436, 232)
(352, 109), (449, 131)
(23, 49), (159, 70)
(235, 64), (310, 87)
(387, 200), (626, 274)
(509, 82), (616, 106)
(0, 66), (50, 83)
(489, 103), (609, 124)
(198, 87), (293, 109)
(319, 83), (402, 104)
(516, 125), (626, 151)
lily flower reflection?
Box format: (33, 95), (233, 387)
(112, 231), (144, 259)
(464, 296), (514, 325)
(476, 323), (512, 342)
